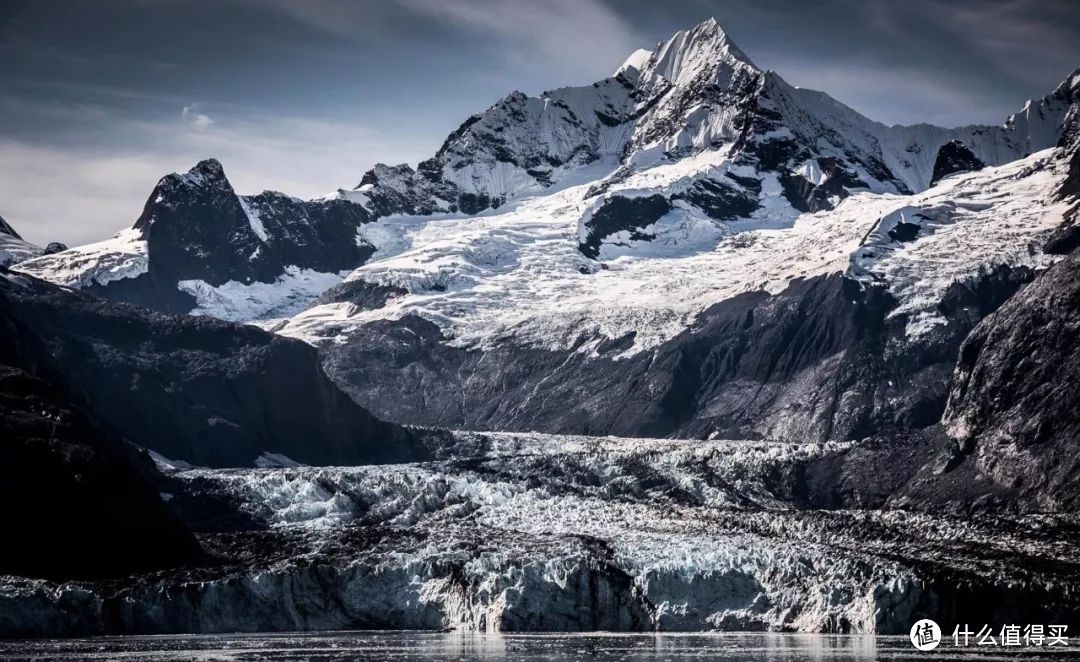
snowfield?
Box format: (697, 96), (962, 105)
(852, 149), (1072, 337)
(276, 149), (1072, 356)
(14, 227), (148, 287)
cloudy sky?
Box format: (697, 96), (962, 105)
(3, 0), (1079, 245)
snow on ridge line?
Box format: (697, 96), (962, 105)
(615, 48), (652, 75)
(12, 227), (148, 287)
(0, 233), (43, 268)
(11, 21), (1075, 308)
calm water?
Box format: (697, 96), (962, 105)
(2, 632), (1080, 662)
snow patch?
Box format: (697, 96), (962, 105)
(238, 195), (269, 242)
(178, 266), (348, 324)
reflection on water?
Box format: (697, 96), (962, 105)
(1, 631), (1077, 661)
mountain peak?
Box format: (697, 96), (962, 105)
(181, 158), (229, 187)
(0, 213), (22, 240)
(0, 213), (44, 268)
(643, 17), (757, 85)
(615, 48), (653, 76)
(1057, 66), (1080, 95)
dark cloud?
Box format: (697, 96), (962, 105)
(1, 0), (1078, 244)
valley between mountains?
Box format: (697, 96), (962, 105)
(2, 18), (1080, 636)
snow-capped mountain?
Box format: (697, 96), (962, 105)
(16, 158), (378, 314)
(6, 18), (1080, 640)
(19, 21), (1078, 313)
(12, 19), (1080, 444)
(345, 18), (1074, 218)
(0, 215), (44, 268)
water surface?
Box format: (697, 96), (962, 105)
(2, 631), (1078, 661)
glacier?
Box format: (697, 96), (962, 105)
(2, 432), (1077, 637)
(276, 148), (1072, 355)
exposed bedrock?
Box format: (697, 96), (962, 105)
(17, 159), (380, 314)
(134, 160), (376, 292)
(0, 272), (426, 468)
(323, 267), (1032, 443)
(0, 365), (204, 584)
(1043, 139), (1080, 254)
(943, 251), (1080, 510)
(0, 289), (204, 583)
(578, 195), (672, 258)
(929, 140), (986, 186)
(313, 279), (408, 309)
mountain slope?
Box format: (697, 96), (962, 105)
(0, 272), (205, 580)
(0, 215), (42, 268)
(10, 19), (1080, 446)
(943, 230), (1080, 509)
(17, 22), (1077, 320)
(16, 159), (378, 316)
(282, 142), (1071, 440)
(0, 271), (428, 468)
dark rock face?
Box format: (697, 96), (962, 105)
(579, 195), (671, 258)
(0, 366), (205, 581)
(132, 159), (271, 287)
(0, 273), (427, 468)
(778, 157), (871, 213)
(943, 252), (1080, 510)
(86, 271), (198, 314)
(89, 159), (377, 313)
(0, 296), (204, 580)
(1043, 140), (1080, 254)
(42, 242), (67, 255)
(674, 177), (759, 220)
(322, 267), (1033, 442)
(795, 425), (1035, 514)
(929, 140), (986, 186)
(314, 279), (407, 309)
(241, 191), (376, 275)
(797, 428), (948, 510)
(354, 163), (457, 218)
